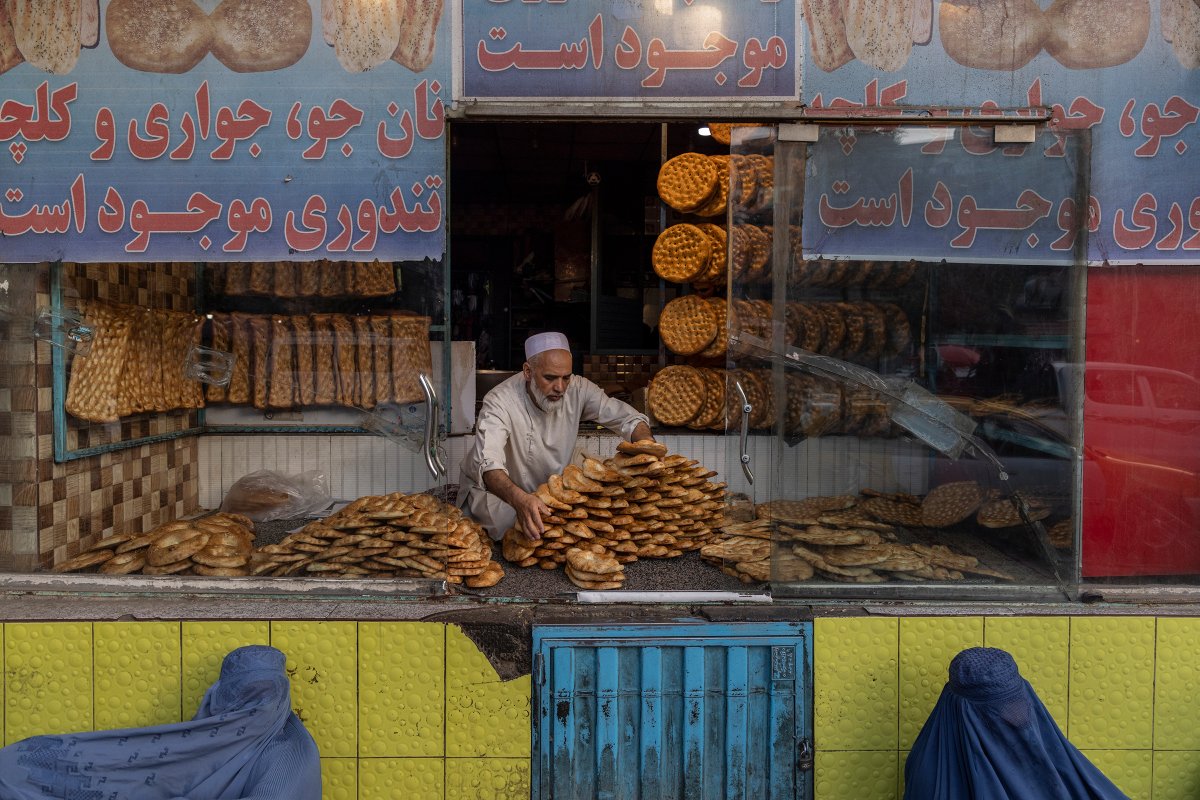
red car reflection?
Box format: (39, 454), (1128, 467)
(1074, 362), (1200, 577)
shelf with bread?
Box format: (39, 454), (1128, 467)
(63, 259), (435, 428)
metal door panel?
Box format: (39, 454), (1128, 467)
(533, 622), (812, 800)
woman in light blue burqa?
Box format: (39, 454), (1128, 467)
(905, 647), (1128, 799)
(0, 645), (320, 800)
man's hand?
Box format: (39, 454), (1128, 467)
(512, 490), (550, 541)
(631, 421), (654, 443)
(482, 468), (550, 540)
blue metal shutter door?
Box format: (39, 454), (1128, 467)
(533, 622), (812, 800)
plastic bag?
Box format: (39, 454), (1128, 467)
(219, 470), (331, 522)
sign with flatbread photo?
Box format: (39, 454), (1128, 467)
(0, 0), (449, 264)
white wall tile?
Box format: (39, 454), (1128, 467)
(196, 432), (936, 508)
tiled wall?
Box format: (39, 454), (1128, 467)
(17, 266), (203, 568)
(0, 266), (39, 570)
(5, 615), (1200, 799)
(814, 616), (1200, 800)
(1, 621), (532, 800)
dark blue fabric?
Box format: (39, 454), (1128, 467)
(0, 645), (320, 800)
(904, 647), (1128, 800)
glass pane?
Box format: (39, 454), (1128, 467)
(3, 263), (448, 583)
(725, 124), (1085, 597)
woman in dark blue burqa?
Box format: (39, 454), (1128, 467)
(905, 647), (1128, 800)
(0, 645), (320, 800)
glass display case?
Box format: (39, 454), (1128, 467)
(721, 121), (1088, 597)
(0, 262), (449, 579)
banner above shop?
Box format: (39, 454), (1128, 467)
(458, 0), (799, 102)
(799, 126), (1084, 265)
(802, 0), (1200, 264)
(0, 0), (449, 264)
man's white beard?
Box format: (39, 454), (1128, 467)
(528, 380), (565, 415)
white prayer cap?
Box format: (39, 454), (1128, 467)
(525, 331), (571, 360)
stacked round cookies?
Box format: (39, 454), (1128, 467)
(783, 300), (913, 361)
(500, 440), (728, 590)
(54, 513), (257, 576)
(645, 364), (897, 437)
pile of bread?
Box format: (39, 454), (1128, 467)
(703, 492), (1018, 585)
(54, 512), (257, 576)
(500, 440), (728, 590)
(210, 261), (397, 298)
(249, 491), (503, 585)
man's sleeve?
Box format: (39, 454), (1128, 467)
(579, 377), (651, 440)
(467, 403), (512, 485)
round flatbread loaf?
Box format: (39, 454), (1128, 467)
(107, 0), (213, 74)
(659, 295), (718, 356)
(693, 224), (728, 286)
(656, 153), (718, 212)
(616, 439), (668, 457)
(653, 224), (712, 283)
(647, 366), (706, 427)
(693, 157), (730, 218)
(696, 298), (728, 359)
(53, 548), (114, 573)
(210, 0), (313, 73)
(921, 481), (985, 527)
(976, 497), (1052, 529)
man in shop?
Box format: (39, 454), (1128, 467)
(459, 331), (654, 541)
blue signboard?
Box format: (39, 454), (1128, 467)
(460, 0), (798, 100)
(801, 0), (1200, 264)
(0, 1), (449, 263)
(801, 126), (1085, 264)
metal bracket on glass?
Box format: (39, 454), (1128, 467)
(33, 306), (94, 355)
(419, 373), (446, 481)
(735, 379), (754, 485)
(184, 345), (235, 386)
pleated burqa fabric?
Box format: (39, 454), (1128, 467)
(0, 645), (320, 800)
(904, 647), (1128, 800)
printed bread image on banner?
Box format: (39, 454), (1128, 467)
(2, 0), (99, 75)
(321, 0), (443, 73)
(802, 0), (1180, 72)
(105, 0), (312, 74)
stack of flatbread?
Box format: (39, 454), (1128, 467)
(250, 491), (503, 587)
(702, 487), (1022, 585)
(500, 440), (728, 589)
(53, 513), (257, 577)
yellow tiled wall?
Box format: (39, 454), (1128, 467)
(814, 616), (1200, 800)
(5, 615), (1198, 800)
(1, 621), (531, 800)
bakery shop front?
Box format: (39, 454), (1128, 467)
(2, 1), (1200, 798)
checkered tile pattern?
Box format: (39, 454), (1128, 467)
(0, 266), (202, 571)
(583, 354), (661, 392)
